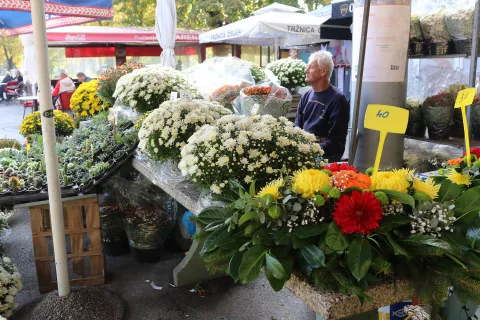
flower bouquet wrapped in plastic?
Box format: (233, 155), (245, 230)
(233, 82), (292, 118)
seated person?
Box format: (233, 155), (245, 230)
(13, 70), (23, 83)
(52, 70), (76, 111)
(294, 50), (350, 162)
(76, 72), (92, 83)
(0, 72), (14, 99)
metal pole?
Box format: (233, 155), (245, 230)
(30, 0), (70, 296)
(274, 38), (279, 61)
(467, 0), (480, 149)
(348, 0), (371, 165)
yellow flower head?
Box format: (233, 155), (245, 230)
(395, 168), (415, 180)
(447, 170), (471, 186)
(257, 179), (284, 200)
(413, 178), (440, 200)
(375, 170), (410, 193)
(292, 169), (331, 198)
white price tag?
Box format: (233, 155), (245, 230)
(179, 90), (193, 100)
(170, 91), (178, 101)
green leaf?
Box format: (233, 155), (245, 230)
(217, 232), (251, 250)
(197, 206), (231, 225)
(252, 228), (273, 246)
(318, 236), (336, 255)
(467, 226), (480, 249)
(280, 255), (294, 278)
(401, 234), (462, 258)
(293, 202), (302, 212)
(455, 187), (480, 224)
(265, 253), (287, 280)
(270, 246), (292, 259)
(325, 222), (349, 251)
(249, 181), (256, 197)
(238, 245), (267, 283)
(374, 223), (393, 235)
(386, 232), (410, 257)
(438, 179), (462, 202)
(202, 224), (229, 254)
(283, 194), (292, 204)
(244, 222), (261, 236)
(292, 234), (316, 249)
(347, 237), (372, 281)
(264, 266), (286, 292)
(295, 224), (329, 239)
(239, 211), (257, 226)
(228, 251), (243, 282)
(300, 245), (325, 269)
(380, 215), (412, 226)
(376, 189), (415, 208)
(274, 228), (292, 246)
(431, 175), (447, 185)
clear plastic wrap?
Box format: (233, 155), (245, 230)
(420, 9), (451, 43)
(404, 139), (462, 172)
(232, 82), (292, 118)
(114, 173), (177, 250)
(445, 5), (475, 40)
(410, 14), (423, 42)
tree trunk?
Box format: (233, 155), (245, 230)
(2, 45), (13, 70)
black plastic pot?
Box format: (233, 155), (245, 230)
(130, 245), (164, 263)
(103, 238), (130, 256)
(422, 104), (454, 140)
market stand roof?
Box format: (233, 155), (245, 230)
(46, 26), (199, 46)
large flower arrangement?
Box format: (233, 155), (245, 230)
(209, 82), (250, 111)
(20, 110), (74, 137)
(178, 115), (324, 194)
(113, 65), (196, 114)
(138, 99), (231, 162)
(266, 59), (307, 90)
(197, 162), (480, 317)
(97, 61), (145, 108)
(0, 257), (22, 318)
(70, 79), (104, 118)
(233, 84), (291, 118)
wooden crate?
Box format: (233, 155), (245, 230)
(28, 195), (105, 293)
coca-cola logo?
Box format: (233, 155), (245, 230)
(134, 35), (157, 41)
(65, 34), (86, 41)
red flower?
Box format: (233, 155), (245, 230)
(464, 148), (480, 158)
(333, 191), (383, 234)
(323, 162), (358, 173)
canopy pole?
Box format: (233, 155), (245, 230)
(31, 0), (70, 297)
(274, 38), (279, 60)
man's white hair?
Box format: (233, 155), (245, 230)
(59, 69), (68, 77)
(309, 50), (334, 79)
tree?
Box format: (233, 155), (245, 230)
(0, 35), (22, 71)
(304, 0), (330, 11)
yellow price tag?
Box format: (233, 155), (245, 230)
(364, 104), (409, 189)
(454, 88), (477, 166)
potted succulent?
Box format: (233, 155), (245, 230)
(403, 98), (426, 137)
(421, 92), (455, 140)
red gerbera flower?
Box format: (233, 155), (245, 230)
(323, 162), (358, 173)
(464, 148), (480, 158)
(333, 190), (383, 234)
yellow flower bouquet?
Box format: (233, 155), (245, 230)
(70, 79), (105, 118)
(20, 110), (74, 137)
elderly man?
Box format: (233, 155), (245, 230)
(76, 72), (92, 83)
(294, 50), (349, 162)
(52, 70), (75, 97)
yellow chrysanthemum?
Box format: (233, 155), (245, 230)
(375, 171), (410, 193)
(447, 171), (471, 186)
(257, 179), (284, 199)
(292, 169), (331, 198)
(395, 168), (415, 180)
(413, 178), (440, 199)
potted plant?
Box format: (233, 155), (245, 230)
(403, 98), (426, 137)
(421, 92), (455, 140)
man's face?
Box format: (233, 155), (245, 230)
(78, 75), (86, 83)
(15, 71), (20, 77)
(290, 49), (298, 58)
(305, 60), (327, 84)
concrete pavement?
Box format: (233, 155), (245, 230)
(0, 101), (27, 143)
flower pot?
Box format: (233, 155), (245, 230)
(421, 104), (454, 140)
(426, 42), (453, 56)
(130, 245), (164, 263)
(472, 105), (480, 139)
(26, 188), (41, 194)
(405, 107), (426, 137)
(450, 109), (465, 138)
(103, 238), (130, 256)
(409, 41), (426, 56)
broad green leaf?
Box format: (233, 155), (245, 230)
(300, 245), (325, 269)
(376, 189), (415, 208)
(431, 175), (447, 185)
(347, 238), (372, 281)
(455, 187), (480, 224)
(274, 228), (292, 246)
(318, 236), (336, 255)
(252, 228), (273, 246)
(239, 211), (257, 226)
(380, 215), (412, 226)
(298, 255), (313, 275)
(217, 232), (251, 250)
(386, 233), (410, 257)
(438, 180), (462, 202)
(197, 206), (231, 225)
(295, 224), (329, 239)
(238, 245), (267, 283)
(325, 222), (349, 251)
(270, 246), (292, 259)
(228, 251), (244, 282)
(244, 222), (261, 236)
(249, 181), (256, 197)
(264, 266), (286, 292)
(401, 234), (462, 258)
(265, 253), (287, 280)
(202, 224), (229, 254)
(292, 234), (316, 249)
(281, 255), (294, 278)
(374, 223), (393, 235)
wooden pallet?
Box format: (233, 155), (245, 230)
(28, 195), (105, 293)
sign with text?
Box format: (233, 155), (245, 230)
(454, 88), (477, 166)
(364, 104), (409, 188)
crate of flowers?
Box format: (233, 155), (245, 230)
(233, 83), (292, 118)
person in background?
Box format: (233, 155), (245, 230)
(52, 70), (75, 97)
(294, 50), (349, 162)
(13, 70), (23, 83)
(0, 72), (13, 100)
(76, 72), (92, 83)
(289, 48), (299, 59)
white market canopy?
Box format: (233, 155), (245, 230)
(252, 2), (301, 15)
(199, 11), (331, 46)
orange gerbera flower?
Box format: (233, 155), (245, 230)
(332, 170), (371, 191)
(447, 158), (463, 166)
